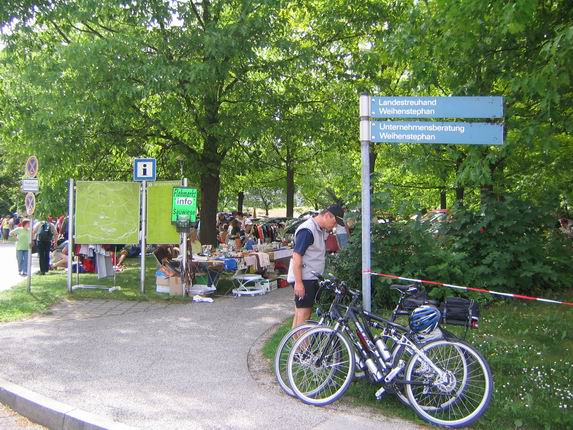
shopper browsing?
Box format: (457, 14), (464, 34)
(287, 205), (345, 328)
(9, 218), (31, 276)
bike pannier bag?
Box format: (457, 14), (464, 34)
(440, 297), (480, 328)
(402, 290), (428, 312)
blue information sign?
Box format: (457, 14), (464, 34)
(133, 158), (157, 181)
(370, 121), (503, 145)
(370, 96), (503, 119)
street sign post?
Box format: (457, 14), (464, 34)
(133, 157), (157, 293)
(171, 187), (197, 223)
(23, 155), (39, 294)
(21, 178), (40, 193)
(133, 158), (157, 181)
(25, 155), (39, 178)
(370, 96), (503, 119)
(25, 192), (36, 216)
(370, 121), (503, 145)
(359, 94), (504, 312)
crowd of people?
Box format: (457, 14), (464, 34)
(3, 213), (69, 276)
(216, 211), (257, 251)
(3, 207), (352, 278)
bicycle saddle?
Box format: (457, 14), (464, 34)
(390, 284), (418, 295)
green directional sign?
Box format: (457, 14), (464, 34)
(171, 187), (197, 223)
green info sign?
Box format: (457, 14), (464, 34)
(171, 187), (197, 223)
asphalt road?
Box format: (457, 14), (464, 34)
(0, 287), (420, 430)
(0, 242), (44, 429)
(0, 242), (40, 292)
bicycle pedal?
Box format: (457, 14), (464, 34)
(375, 386), (386, 400)
(354, 370), (366, 379)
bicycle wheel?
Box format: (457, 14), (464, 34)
(405, 339), (492, 428)
(274, 322), (319, 396)
(392, 329), (462, 408)
(287, 326), (355, 406)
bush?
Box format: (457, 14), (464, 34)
(329, 195), (573, 314)
(444, 196), (573, 294)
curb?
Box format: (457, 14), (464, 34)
(0, 377), (138, 430)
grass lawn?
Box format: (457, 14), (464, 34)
(0, 256), (236, 322)
(263, 297), (573, 429)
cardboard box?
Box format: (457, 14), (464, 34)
(169, 276), (184, 296)
(257, 279), (278, 293)
(156, 276), (169, 286)
(156, 284), (170, 294)
(156, 276), (170, 294)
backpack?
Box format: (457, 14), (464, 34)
(38, 222), (53, 242)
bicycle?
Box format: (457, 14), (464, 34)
(286, 276), (492, 428)
(274, 277), (341, 397)
(274, 274), (459, 401)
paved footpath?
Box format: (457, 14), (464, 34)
(0, 286), (421, 430)
(0, 242), (40, 293)
(1, 242), (47, 429)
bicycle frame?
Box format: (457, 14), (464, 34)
(317, 291), (447, 385)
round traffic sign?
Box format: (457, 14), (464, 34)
(25, 155), (39, 178)
(25, 192), (36, 216)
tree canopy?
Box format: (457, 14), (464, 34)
(0, 0), (572, 239)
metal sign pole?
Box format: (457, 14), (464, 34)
(360, 93), (372, 312)
(23, 156), (39, 294)
(26, 215), (33, 293)
(67, 179), (74, 293)
(181, 178), (188, 297)
(140, 180), (147, 294)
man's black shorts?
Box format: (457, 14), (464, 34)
(291, 280), (320, 308)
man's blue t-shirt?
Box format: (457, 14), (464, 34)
(293, 228), (314, 256)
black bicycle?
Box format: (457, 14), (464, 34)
(275, 275), (452, 398)
(285, 276), (492, 428)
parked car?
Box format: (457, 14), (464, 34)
(279, 217), (308, 243)
(419, 209), (450, 235)
(297, 210), (319, 219)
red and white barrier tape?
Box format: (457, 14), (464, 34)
(365, 271), (573, 307)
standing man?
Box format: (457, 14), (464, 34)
(9, 218), (31, 276)
(2, 215), (11, 242)
(33, 218), (56, 275)
(287, 204), (346, 328)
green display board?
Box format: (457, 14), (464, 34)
(171, 187), (198, 222)
(75, 181), (140, 244)
(147, 181), (180, 244)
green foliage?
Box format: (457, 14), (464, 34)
(444, 196), (573, 293)
(331, 194), (573, 312)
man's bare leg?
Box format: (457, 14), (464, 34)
(292, 307), (312, 328)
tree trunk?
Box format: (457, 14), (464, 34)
(200, 171), (221, 247)
(199, 132), (222, 247)
(440, 189), (447, 209)
(454, 153), (466, 206)
(286, 164), (295, 218)
(455, 187), (465, 205)
(480, 185), (494, 208)
(237, 191), (244, 213)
